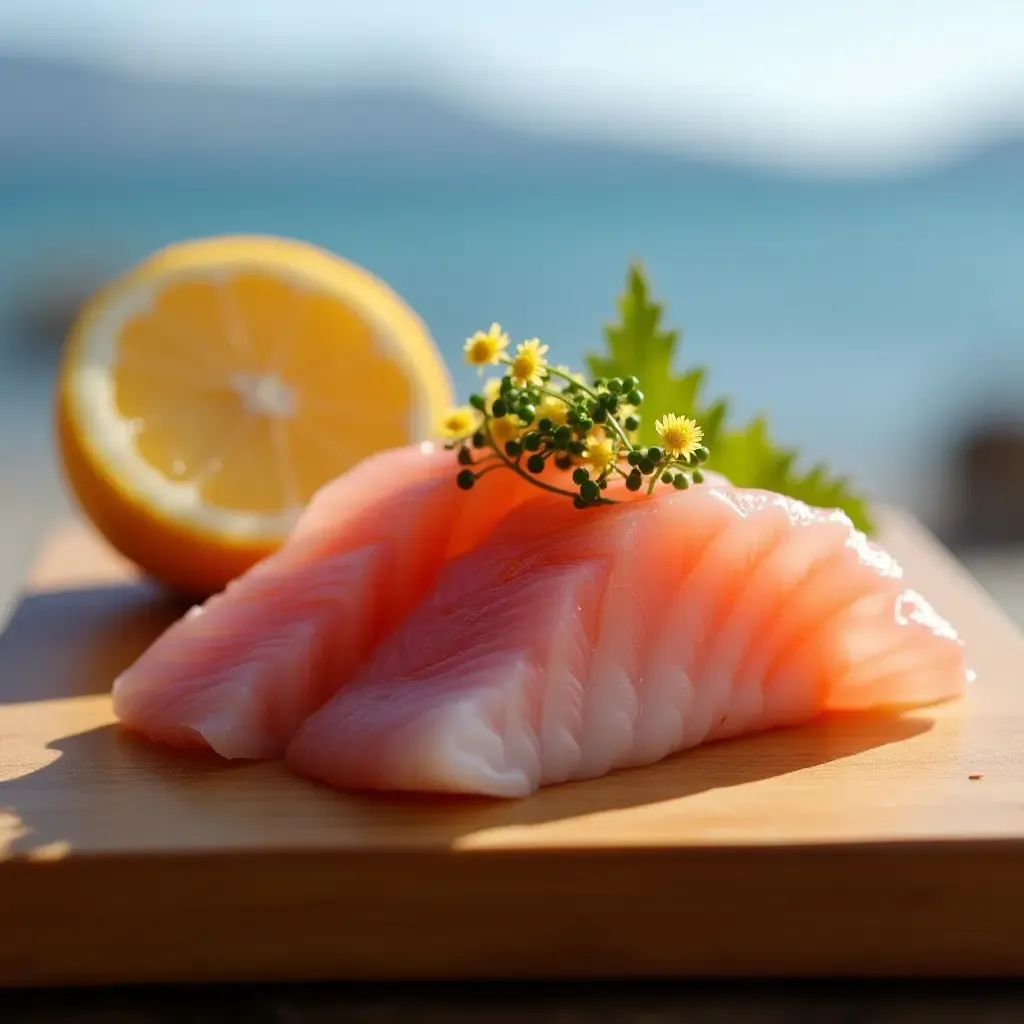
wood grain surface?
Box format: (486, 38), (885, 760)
(0, 512), (1022, 985)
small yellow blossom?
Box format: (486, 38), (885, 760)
(490, 414), (522, 447)
(439, 405), (480, 439)
(582, 434), (617, 474)
(510, 338), (550, 388)
(464, 323), (509, 369)
(482, 377), (503, 412)
(655, 413), (703, 460)
(536, 393), (569, 426)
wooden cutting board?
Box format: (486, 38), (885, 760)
(1, 512), (1022, 985)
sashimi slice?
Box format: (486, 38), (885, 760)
(286, 487), (968, 798)
(112, 443), (577, 758)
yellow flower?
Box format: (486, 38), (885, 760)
(510, 338), (549, 387)
(439, 405), (480, 439)
(536, 393), (568, 426)
(464, 323), (509, 369)
(482, 377), (503, 413)
(490, 414), (522, 447)
(582, 434), (617, 474)
(655, 413), (703, 459)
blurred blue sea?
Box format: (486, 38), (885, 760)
(4, 161), (1022, 521)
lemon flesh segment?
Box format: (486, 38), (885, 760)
(63, 240), (453, 549)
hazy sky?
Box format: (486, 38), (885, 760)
(2, 0), (1024, 171)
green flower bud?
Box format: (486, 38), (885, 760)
(491, 398), (508, 418)
(518, 404), (536, 424)
(592, 406), (608, 424)
(523, 431), (542, 451)
(456, 470), (476, 490)
(568, 440), (586, 456)
(638, 457), (655, 474)
(573, 495), (589, 509)
(526, 454), (546, 474)
(627, 389), (643, 406)
(674, 473), (691, 490)
(624, 415), (640, 432)
(626, 450), (642, 467)
(578, 417), (594, 432)
(472, 431), (486, 448)
(626, 470), (643, 491)
(692, 468), (705, 484)
(499, 377), (513, 395)
(537, 417), (553, 432)
(579, 480), (600, 502)
(694, 446), (710, 463)
(553, 425), (572, 443)
(468, 393), (486, 412)
(505, 439), (522, 457)
(647, 445), (664, 463)
(622, 375), (639, 391)
(572, 467), (590, 485)
(554, 455), (573, 471)
(457, 447), (473, 466)
(606, 377), (622, 394)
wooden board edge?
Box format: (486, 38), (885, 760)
(2, 841), (1024, 985)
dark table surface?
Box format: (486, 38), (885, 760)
(8, 982), (1024, 1023)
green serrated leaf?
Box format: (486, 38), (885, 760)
(589, 263), (875, 535)
(589, 263), (694, 449)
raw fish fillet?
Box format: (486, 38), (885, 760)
(287, 487), (967, 798)
(112, 443), (577, 758)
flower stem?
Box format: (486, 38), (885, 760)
(544, 365), (635, 452)
(647, 462), (668, 495)
(484, 422), (616, 505)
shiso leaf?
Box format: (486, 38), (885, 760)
(587, 262), (875, 534)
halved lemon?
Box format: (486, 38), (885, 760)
(56, 235), (453, 595)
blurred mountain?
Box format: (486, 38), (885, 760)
(939, 134), (1024, 176)
(0, 53), (689, 177)
(0, 53), (1021, 180)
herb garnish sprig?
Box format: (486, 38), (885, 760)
(589, 264), (874, 533)
(439, 323), (710, 509)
